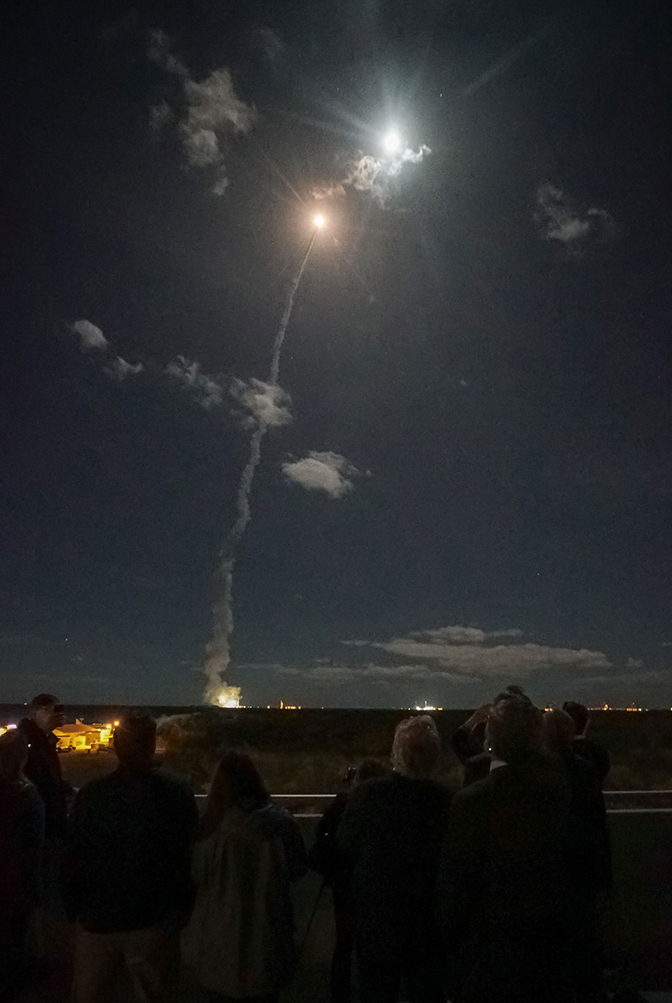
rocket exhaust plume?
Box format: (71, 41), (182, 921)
(204, 226), (320, 706)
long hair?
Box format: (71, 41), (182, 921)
(201, 750), (270, 836)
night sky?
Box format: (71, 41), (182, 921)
(2, 0), (671, 708)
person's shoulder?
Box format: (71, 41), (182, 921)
(146, 767), (195, 800)
(354, 774), (394, 796)
(418, 776), (454, 800)
(17, 718), (40, 741)
(454, 772), (494, 803)
(255, 802), (297, 830)
(77, 770), (117, 799)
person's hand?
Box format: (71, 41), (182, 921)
(464, 704), (493, 730)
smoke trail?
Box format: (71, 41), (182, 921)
(204, 231), (317, 705)
(268, 229), (317, 384)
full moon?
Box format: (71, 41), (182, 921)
(383, 129), (401, 154)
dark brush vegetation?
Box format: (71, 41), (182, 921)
(3, 705), (672, 793)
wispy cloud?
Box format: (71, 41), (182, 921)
(164, 355), (224, 409)
(230, 377), (292, 430)
(376, 635), (610, 679)
(104, 357), (144, 381)
(312, 144), (431, 208)
(536, 183), (615, 255)
(71, 319), (109, 353)
(149, 29), (255, 194)
(410, 626), (524, 645)
(282, 451), (360, 499)
(342, 625), (611, 681)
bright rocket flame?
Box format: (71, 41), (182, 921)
(215, 686), (241, 709)
(314, 214), (325, 229)
(383, 129), (401, 154)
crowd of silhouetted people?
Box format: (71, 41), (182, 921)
(0, 688), (615, 1002)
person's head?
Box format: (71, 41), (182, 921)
(113, 712), (157, 767)
(562, 701), (590, 737)
(486, 697), (542, 766)
(0, 731), (29, 782)
(542, 709), (576, 754)
(493, 684), (532, 707)
(392, 715), (441, 779)
(353, 758), (388, 786)
(203, 751), (270, 834)
(29, 693), (65, 734)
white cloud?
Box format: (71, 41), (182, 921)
(341, 625), (611, 682)
(282, 451), (359, 499)
(148, 29), (189, 79)
(71, 319), (109, 352)
(312, 143), (431, 207)
(536, 183), (615, 254)
(165, 355), (224, 409)
(104, 356), (144, 381)
(375, 636), (610, 679)
(230, 377), (292, 430)
(625, 657), (644, 670)
(409, 626), (524, 645)
(149, 31), (255, 194)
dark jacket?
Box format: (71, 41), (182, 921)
(0, 778), (45, 922)
(440, 756), (573, 1003)
(309, 791), (349, 886)
(18, 718), (68, 838)
(573, 735), (611, 784)
(65, 764), (199, 933)
(557, 751), (612, 894)
(337, 773), (451, 936)
(451, 723), (483, 764)
(462, 751), (492, 787)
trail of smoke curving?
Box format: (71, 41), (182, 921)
(204, 230), (317, 705)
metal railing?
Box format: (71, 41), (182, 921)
(192, 791), (672, 817)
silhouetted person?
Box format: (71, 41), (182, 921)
(441, 698), (573, 1003)
(66, 712), (198, 1003)
(563, 700), (611, 783)
(310, 759), (388, 1003)
(18, 694), (68, 840)
(183, 751), (305, 1002)
(18, 693), (71, 957)
(457, 687), (534, 788)
(543, 709), (611, 1003)
(337, 716), (451, 1003)
(0, 731), (45, 1000)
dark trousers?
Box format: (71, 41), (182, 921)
(571, 902), (607, 1003)
(0, 915), (31, 1001)
(331, 889), (354, 1003)
(354, 925), (444, 1003)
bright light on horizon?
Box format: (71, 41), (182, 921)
(383, 129), (401, 154)
(314, 214), (326, 229)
